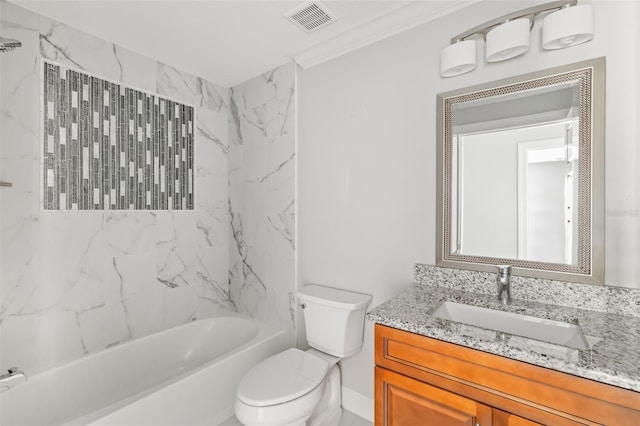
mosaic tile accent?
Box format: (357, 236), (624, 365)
(42, 61), (194, 210)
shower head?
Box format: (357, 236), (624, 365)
(0, 37), (22, 53)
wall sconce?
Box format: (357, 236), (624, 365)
(440, 0), (594, 78)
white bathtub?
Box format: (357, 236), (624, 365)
(0, 316), (292, 426)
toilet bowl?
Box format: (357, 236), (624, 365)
(234, 285), (372, 426)
(235, 348), (341, 426)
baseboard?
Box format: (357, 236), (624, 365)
(341, 386), (374, 422)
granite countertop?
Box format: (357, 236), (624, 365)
(367, 283), (640, 393)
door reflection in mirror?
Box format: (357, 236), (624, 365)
(452, 119), (579, 265)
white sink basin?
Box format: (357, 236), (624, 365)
(432, 301), (589, 350)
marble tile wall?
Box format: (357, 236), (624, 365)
(228, 62), (296, 330)
(0, 1), (233, 375)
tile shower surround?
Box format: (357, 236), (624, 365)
(228, 63), (297, 331)
(0, 1), (295, 376)
(0, 0), (295, 374)
(42, 61), (195, 210)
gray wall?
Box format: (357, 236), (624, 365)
(298, 0), (640, 414)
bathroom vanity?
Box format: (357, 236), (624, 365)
(374, 324), (639, 425)
(371, 57), (640, 424)
(368, 275), (640, 426)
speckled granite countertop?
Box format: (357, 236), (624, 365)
(368, 283), (640, 393)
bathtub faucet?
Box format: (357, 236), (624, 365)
(0, 367), (27, 392)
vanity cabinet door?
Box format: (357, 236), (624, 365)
(493, 409), (541, 426)
(376, 366), (492, 426)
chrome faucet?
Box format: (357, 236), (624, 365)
(497, 265), (512, 304)
(0, 367), (27, 392)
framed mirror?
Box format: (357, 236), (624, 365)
(436, 58), (605, 284)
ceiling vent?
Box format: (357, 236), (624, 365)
(285, 2), (338, 33)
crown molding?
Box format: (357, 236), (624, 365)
(293, 0), (483, 69)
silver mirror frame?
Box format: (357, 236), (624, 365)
(436, 57), (605, 284)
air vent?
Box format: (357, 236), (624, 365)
(285, 2), (338, 33)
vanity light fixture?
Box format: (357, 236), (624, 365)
(543, 4), (594, 49)
(485, 18), (531, 62)
(440, 0), (593, 78)
(440, 39), (477, 77)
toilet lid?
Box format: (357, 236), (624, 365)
(236, 348), (329, 407)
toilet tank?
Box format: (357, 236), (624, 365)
(297, 284), (372, 358)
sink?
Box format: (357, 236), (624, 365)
(432, 302), (589, 350)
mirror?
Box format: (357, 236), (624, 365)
(436, 58), (605, 284)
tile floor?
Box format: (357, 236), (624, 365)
(337, 409), (373, 426)
(220, 409), (372, 426)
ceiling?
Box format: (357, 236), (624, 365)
(10, 0), (478, 87)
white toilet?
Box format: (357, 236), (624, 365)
(234, 284), (372, 426)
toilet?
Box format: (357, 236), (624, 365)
(234, 284), (372, 426)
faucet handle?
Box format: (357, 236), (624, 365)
(497, 265), (511, 277)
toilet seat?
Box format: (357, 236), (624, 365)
(236, 348), (329, 407)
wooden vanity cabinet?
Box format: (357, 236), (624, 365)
(492, 409), (541, 426)
(374, 324), (640, 426)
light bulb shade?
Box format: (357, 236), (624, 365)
(543, 5), (594, 50)
(440, 40), (477, 77)
(485, 18), (530, 62)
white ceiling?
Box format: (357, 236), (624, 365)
(10, 0), (478, 87)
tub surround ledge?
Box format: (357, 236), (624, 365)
(367, 265), (640, 393)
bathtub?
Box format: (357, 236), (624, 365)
(0, 316), (292, 426)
